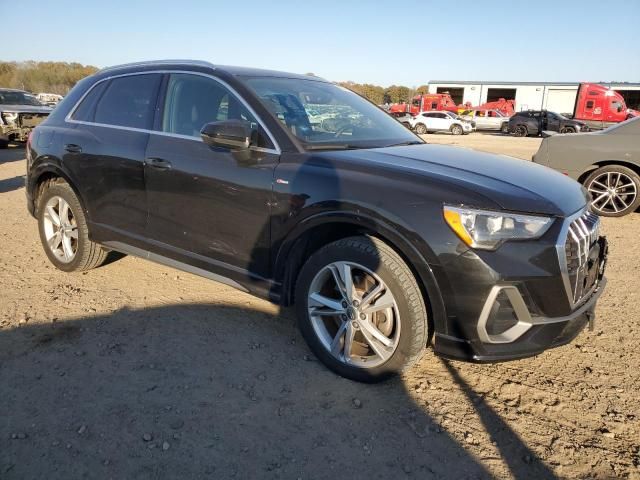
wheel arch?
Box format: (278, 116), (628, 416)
(29, 161), (89, 220)
(577, 160), (640, 185)
(274, 211), (447, 340)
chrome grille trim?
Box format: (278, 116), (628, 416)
(556, 209), (601, 307)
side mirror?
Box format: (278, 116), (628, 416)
(200, 120), (252, 150)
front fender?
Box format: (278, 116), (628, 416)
(273, 207), (448, 337)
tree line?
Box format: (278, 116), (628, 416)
(0, 61), (425, 105)
(0, 61), (98, 95)
(337, 81), (429, 105)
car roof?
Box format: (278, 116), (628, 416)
(96, 59), (329, 82)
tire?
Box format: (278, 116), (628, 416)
(513, 124), (528, 137)
(0, 139), (8, 149)
(37, 179), (108, 272)
(560, 126), (576, 134)
(414, 123), (427, 135)
(450, 124), (463, 135)
(500, 123), (509, 134)
(583, 165), (640, 217)
(295, 236), (429, 383)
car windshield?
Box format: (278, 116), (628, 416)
(242, 76), (422, 150)
(0, 90), (44, 106)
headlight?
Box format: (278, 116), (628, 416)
(443, 205), (554, 250)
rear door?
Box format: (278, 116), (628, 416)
(64, 73), (161, 241)
(144, 72), (279, 278)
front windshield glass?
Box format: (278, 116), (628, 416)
(0, 91), (43, 106)
(242, 77), (422, 149)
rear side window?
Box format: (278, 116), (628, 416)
(71, 82), (108, 122)
(93, 74), (161, 129)
(586, 100), (594, 109)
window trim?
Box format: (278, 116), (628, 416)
(65, 70), (281, 155)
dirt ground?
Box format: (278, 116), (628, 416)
(1, 133), (639, 479)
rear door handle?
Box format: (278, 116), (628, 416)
(64, 143), (82, 153)
(145, 158), (172, 170)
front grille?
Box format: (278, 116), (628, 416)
(19, 113), (49, 128)
(564, 211), (600, 304)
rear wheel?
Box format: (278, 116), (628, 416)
(414, 123), (427, 135)
(37, 180), (108, 271)
(514, 125), (528, 137)
(450, 124), (463, 135)
(584, 165), (640, 217)
(295, 236), (428, 383)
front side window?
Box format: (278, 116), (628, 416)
(242, 76), (420, 149)
(161, 73), (272, 148)
(94, 74), (161, 129)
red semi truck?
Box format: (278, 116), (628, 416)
(572, 83), (638, 130)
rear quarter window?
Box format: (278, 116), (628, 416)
(70, 82), (108, 122)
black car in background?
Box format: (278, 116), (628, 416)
(26, 60), (608, 382)
(509, 110), (587, 137)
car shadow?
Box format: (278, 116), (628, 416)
(0, 302), (532, 480)
(0, 145), (25, 164)
(0, 175), (25, 194)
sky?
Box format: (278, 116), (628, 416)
(3, 0), (639, 86)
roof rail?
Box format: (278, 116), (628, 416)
(97, 59), (216, 73)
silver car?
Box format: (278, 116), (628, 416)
(459, 108), (510, 133)
(532, 117), (640, 217)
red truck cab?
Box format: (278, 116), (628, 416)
(574, 83), (638, 130)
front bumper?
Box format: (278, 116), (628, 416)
(434, 277), (606, 362)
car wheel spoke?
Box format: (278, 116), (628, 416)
(362, 289), (395, 315)
(309, 293), (344, 313)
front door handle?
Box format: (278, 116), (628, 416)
(64, 143), (82, 153)
(146, 158), (172, 170)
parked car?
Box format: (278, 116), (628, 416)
(410, 111), (472, 135)
(459, 108), (510, 133)
(0, 88), (52, 148)
(27, 60), (608, 382)
(508, 110), (587, 137)
(533, 117), (640, 217)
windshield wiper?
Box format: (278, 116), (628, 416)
(304, 144), (369, 151)
(386, 140), (424, 147)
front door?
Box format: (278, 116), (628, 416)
(144, 73), (279, 280)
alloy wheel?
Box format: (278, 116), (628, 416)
(307, 261), (400, 368)
(42, 195), (79, 263)
(588, 171), (638, 215)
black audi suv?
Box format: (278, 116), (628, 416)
(26, 60), (608, 382)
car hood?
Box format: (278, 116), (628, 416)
(327, 144), (587, 217)
(0, 104), (52, 114)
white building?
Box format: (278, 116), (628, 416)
(427, 81), (640, 114)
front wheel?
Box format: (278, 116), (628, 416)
(450, 124), (463, 135)
(500, 123), (509, 134)
(584, 165), (640, 217)
(295, 236), (429, 383)
(414, 123), (427, 135)
(560, 126), (576, 134)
